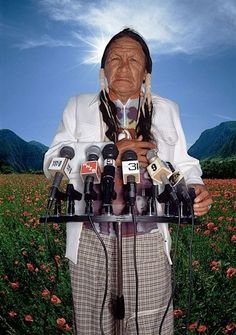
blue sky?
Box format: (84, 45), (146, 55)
(1, 0), (235, 148)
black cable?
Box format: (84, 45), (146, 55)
(159, 205), (181, 335)
(43, 209), (60, 335)
(87, 205), (109, 335)
(131, 205), (139, 335)
(185, 206), (195, 333)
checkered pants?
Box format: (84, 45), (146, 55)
(69, 228), (173, 335)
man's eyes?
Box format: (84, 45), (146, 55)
(109, 57), (139, 63)
(107, 55), (142, 65)
(130, 58), (138, 63)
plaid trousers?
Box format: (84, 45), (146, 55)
(69, 227), (173, 335)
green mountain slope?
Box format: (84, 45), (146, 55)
(0, 129), (48, 172)
(188, 121), (236, 159)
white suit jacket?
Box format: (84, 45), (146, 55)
(43, 93), (203, 264)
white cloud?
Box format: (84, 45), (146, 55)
(26, 0), (236, 62)
(213, 113), (234, 121)
(14, 34), (77, 50)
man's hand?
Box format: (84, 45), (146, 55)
(189, 184), (213, 216)
(116, 135), (156, 167)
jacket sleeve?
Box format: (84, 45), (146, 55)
(171, 103), (204, 185)
(152, 95), (204, 185)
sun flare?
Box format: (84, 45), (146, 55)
(78, 32), (110, 65)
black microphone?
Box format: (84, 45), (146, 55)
(166, 162), (193, 207)
(80, 145), (101, 205)
(121, 150), (140, 206)
(47, 146), (75, 210)
(101, 143), (119, 213)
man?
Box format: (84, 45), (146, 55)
(44, 28), (212, 334)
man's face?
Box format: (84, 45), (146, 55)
(104, 37), (147, 102)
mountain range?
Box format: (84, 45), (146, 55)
(0, 121), (236, 173)
(0, 129), (48, 172)
(188, 121), (236, 159)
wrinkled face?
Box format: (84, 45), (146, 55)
(104, 37), (147, 102)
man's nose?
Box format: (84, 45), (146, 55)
(118, 58), (130, 72)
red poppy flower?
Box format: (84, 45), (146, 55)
(56, 317), (66, 327)
(24, 314), (33, 322)
(41, 288), (50, 297)
(197, 324), (207, 332)
(50, 295), (61, 304)
(226, 267), (236, 278)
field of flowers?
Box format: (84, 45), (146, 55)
(0, 174), (235, 334)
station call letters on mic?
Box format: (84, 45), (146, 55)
(47, 146), (75, 210)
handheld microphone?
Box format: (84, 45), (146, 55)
(121, 150), (140, 184)
(80, 145), (101, 184)
(146, 149), (172, 184)
(146, 149), (179, 207)
(121, 150), (140, 206)
(166, 162), (193, 206)
(80, 145), (101, 203)
(101, 143), (119, 213)
(47, 146), (75, 210)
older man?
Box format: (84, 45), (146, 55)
(44, 28), (212, 334)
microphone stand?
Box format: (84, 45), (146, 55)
(84, 176), (97, 214)
(65, 184), (82, 216)
(53, 190), (66, 216)
(115, 177), (137, 334)
(116, 219), (125, 334)
(100, 187), (125, 333)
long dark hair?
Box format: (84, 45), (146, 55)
(99, 28), (154, 142)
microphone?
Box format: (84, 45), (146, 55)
(146, 149), (179, 207)
(166, 162), (193, 206)
(121, 150), (140, 206)
(146, 149), (172, 184)
(101, 143), (119, 213)
(80, 145), (101, 203)
(47, 146), (75, 210)
(121, 150), (140, 184)
(80, 145), (101, 184)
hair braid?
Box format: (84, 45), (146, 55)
(99, 90), (120, 142)
(136, 99), (155, 142)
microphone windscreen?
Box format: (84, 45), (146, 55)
(60, 146), (75, 160)
(122, 150), (137, 161)
(102, 143), (119, 160)
(86, 145), (101, 161)
(146, 148), (158, 162)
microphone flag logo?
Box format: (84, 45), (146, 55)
(80, 161), (97, 173)
(80, 161), (101, 183)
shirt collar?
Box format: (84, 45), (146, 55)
(88, 91), (144, 107)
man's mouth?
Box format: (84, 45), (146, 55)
(115, 77), (130, 82)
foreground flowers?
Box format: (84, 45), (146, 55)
(226, 267), (236, 278)
(0, 175), (235, 334)
(57, 317), (72, 332)
(224, 322), (236, 333)
(50, 294), (61, 304)
(24, 314), (33, 322)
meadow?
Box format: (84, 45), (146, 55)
(0, 174), (235, 334)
